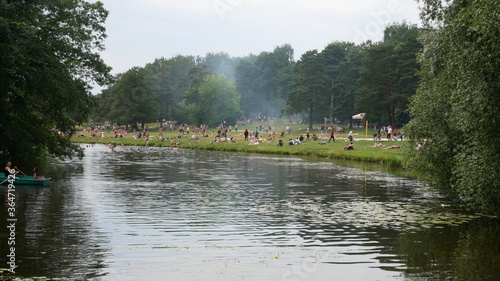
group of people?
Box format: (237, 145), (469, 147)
(93, 121), (408, 153)
(287, 138), (301, 145)
(4, 161), (45, 180)
(373, 126), (403, 141)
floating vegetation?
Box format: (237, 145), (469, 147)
(250, 198), (486, 232)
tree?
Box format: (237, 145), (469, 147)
(235, 57), (260, 117)
(405, 0), (500, 214)
(285, 50), (330, 129)
(235, 44), (295, 118)
(357, 22), (421, 128)
(0, 0), (111, 163)
(107, 67), (159, 130)
(357, 41), (399, 126)
(334, 44), (365, 126)
(199, 52), (236, 80)
(321, 41), (357, 124)
(145, 55), (196, 124)
(183, 65), (212, 120)
(184, 74), (242, 126)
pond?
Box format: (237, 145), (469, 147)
(0, 145), (499, 280)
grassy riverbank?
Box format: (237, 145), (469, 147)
(71, 121), (405, 167)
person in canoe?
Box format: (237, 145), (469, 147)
(33, 168), (45, 180)
(4, 161), (19, 177)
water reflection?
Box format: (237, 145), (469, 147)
(396, 219), (500, 281)
(0, 145), (498, 280)
(0, 182), (110, 279)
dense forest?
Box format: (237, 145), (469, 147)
(94, 22), (422, 130)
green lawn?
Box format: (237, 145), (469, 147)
(72, 120), (405, 167)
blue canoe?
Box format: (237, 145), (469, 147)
(1, 174), (52, 185)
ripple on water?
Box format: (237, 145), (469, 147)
(4, 144), (493, 281)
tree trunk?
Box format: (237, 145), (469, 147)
(309, 103), (314, 130)
(330, 81), (334, 124)
(388, 105), (396, 129)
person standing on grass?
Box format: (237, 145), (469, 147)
(244, 129), (249, 140)
(329, 129), (335, 143)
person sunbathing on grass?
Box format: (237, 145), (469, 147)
(384, 144), (400, 149)
(248, 138), (260, 145)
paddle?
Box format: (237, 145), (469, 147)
(0, 172), (19, 185)
(14, 166), (27, 176)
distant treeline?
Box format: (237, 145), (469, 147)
(93, 22), (421, 130)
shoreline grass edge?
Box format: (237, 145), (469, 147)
(72, 138), (404, 168)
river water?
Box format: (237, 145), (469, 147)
(0, 145), (499, 280)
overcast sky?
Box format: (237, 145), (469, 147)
(95, 0), (421, 87)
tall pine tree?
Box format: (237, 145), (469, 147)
(285, 50), (330, 129)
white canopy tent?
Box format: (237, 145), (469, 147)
(352, 113), (366, 120)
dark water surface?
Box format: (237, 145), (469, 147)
(1, 145), (499, 280)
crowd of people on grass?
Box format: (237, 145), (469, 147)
(74, 118), (419, 152)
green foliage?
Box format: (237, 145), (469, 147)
(92, 24), (422, 148)
(286, 50), (330, 129)
(199, 52), (236, 80)
(357, 22), (421, 128)
(405, 0), (500, 214)
(335, 44), (365, 125)
(145, 55), (196, 123)
(0, 0), (111, 163)
(105, 67), (160, 128)
(235, 58), (260, 115)
(185, 74), (242, 126)
(235, 44), (295, 117)
(320, 41), (355, 123)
